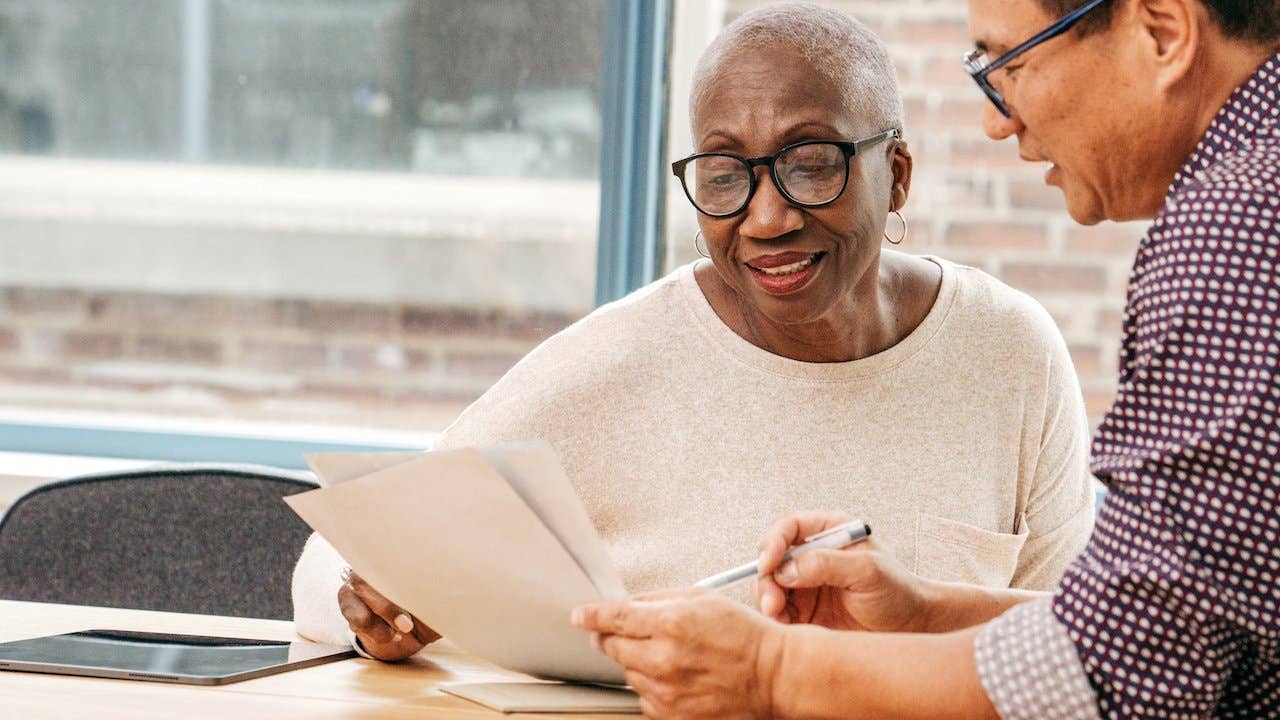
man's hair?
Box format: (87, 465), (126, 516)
(690, 2), (904, 134)
(1042, 0), (1280, 43)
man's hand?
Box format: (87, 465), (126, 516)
(572, 588), (785, 720)
(755, 511), (934, 633)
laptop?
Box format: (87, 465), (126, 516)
(0, 629), (355, 685)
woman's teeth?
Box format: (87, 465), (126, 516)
(755, 253), (820, 276)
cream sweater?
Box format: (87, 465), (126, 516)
(292, 257), (1095, 645)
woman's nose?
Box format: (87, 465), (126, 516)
(982, 101), (1024, 141)
(739, 171), (804, 240)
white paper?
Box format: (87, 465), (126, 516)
(304, 451), (423, 486)
(285, 445), (626, 684)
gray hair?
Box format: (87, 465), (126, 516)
(691, 2), (904, 134)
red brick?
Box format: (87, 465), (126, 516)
(1083, 385), (1119, 423)
(2, 287), (87, 319)
(920, 55), (971, 87)
(263, 299), (394, 336)
(58, 330), (125, 359)
(240, 340), (328, 369)
(1002, 262), (1108, 293)
(895, 18), (972, 46)
(947, 222), (1048, 250)
(949, 137), (1024, 169)
(1097, 306), (1125, 335)
(443, 351), (523, 379)
(88, 292), (238, 329)
(1065, 224), (1144, 256)
(1068, 344), (1102, 376)
(401, 306), (575, 341)
(136, 336), (223, 364)
(903, 97), (986, 131)
(0, 328), (18, 354)
(941, 175), (995, 209)
(1008, 179), (1066, 211)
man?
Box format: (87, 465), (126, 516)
(572, 0), (1280, 717)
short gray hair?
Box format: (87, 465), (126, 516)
(691, 2), (904, 134)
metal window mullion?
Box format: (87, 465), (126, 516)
(595, 0), (672, 307)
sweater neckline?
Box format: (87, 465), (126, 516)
(677, 256), (958, 382)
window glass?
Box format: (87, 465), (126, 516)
(0, 0), (604, 433)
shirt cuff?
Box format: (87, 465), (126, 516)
(347, 629), (376, 660)
(974, 596), (1100, 720)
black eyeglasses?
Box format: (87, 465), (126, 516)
(671, 129), (900, 218)
(963, 0), (1109, 118)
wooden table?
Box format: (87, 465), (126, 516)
(0, 600), (634, 719)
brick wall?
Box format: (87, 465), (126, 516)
(0, 287), (574, 431)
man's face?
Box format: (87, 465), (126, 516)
(967, 0), (1164, 224)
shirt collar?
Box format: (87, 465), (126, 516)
(1168, 51), (1280, 199)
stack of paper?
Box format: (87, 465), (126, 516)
(284, 441), (629, 685)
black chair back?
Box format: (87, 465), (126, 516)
(0, 464), (317, 619)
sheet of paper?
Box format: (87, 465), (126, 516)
(478, 442), (627, 600)
(284, 447), (625, 684)
(304, 451), (423, 486)
(442, 682), (640, 714)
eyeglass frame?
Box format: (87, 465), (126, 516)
(962, 0), (1109, 118)
(670, 128), (902, 218)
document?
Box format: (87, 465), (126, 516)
(442, 681), (640, 714)
(285, 441), (627, 685)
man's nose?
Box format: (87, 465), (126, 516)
(982, 101), (1025, 141)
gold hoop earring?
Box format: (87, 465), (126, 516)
(694, 230), (711, 258)
(883, 210), (907, 245)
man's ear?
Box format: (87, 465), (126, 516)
(889, 141), (913, 212)
(1133, 0), (1201, 91)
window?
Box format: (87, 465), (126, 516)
(0, 0), (614, 454)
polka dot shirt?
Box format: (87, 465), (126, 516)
(976, 52), (1280, 719)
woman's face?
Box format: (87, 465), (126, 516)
(691, 48), (910, 327)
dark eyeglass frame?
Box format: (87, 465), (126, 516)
(963, 0), (1109, 118)
(671, 128), (901, 218)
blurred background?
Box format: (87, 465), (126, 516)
(0, 0), (1143, 463)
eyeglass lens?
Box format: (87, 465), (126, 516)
(686, 143), (847, 215)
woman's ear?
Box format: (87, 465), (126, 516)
(890, 141), (913, 212)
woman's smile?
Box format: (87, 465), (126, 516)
(743, 250), (826, 295)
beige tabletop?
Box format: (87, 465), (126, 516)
(0, 600), (634, 719)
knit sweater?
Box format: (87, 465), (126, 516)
(292, 256), (1095, 645)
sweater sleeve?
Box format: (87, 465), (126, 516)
(1008, 306), (1096, 590)
(290, 532), (355, 646)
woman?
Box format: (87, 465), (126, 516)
(292, 2), (1095, 662)
(573, 0), (1280, 718)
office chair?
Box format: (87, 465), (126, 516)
(0, 464), (318, 619)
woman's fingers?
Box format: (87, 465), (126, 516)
(348, 574), (413, 634)
(338, 582), (397, 645)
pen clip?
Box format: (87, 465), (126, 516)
(802, 520), (860, 543)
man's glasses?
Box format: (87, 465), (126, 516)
(671, 129), (900, 218)
(963, 0), (1109, 118)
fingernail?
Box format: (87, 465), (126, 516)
(392, 632), (403, 642)
(570, 608), (583, 626)
(394, 614), (414, 634)
(777, 562), (797, 583)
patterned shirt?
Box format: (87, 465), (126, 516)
(976, 52), (1280, 719)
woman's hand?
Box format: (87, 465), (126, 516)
(337, 570), (440, 661)
(755, 511), (934, 633)
(572, 589), (785, 720)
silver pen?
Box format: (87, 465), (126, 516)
(695, 520), (872, 590)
